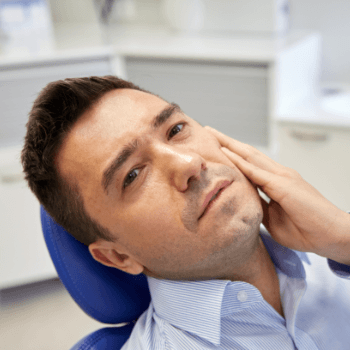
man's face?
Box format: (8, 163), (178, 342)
(57, 88), (263, 280)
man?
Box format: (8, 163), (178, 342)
(22, 75), (350, 349)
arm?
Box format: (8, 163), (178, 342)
(205, 126), (350, 266)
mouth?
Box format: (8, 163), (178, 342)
(198, 180), (232, 220)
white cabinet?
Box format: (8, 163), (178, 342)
(0, 55), (113, 289)
(0, 147), (57, 289)
(277, 122), (350, 212)
(0, 56), (113, 148)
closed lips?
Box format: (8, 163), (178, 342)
(199, 180), (231, 219)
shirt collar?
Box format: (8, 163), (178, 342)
(148, 276), (228, 345)
(147, 227), (310, 346)
(259, 227), (311, 279)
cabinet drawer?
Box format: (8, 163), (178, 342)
(277, 123), (350, 212)
(0, 58), (112, 148)
(0, 156), (57, 289)
(125, 57), (269, 147)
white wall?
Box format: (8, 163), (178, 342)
(48, 0), (97, 23)
(290, 0), (350, 85)
(47, 0), (162, 25)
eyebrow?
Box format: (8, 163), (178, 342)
(102, 102), (182, 194)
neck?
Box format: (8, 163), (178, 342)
(227, 236), (285, 318)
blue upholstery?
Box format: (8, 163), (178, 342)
(40, 206), (151, 349)
(70, 325), (134, 350)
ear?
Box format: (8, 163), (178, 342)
(88, 240), (144, 275)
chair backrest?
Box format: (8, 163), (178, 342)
(40, 206), (151, 348)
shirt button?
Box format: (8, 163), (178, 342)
(237, 291), (248, 302)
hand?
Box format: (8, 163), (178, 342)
(205, 126), (350, 264)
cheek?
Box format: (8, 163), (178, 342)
(123, 201), (177, 245)
(139, 206), (175, 233)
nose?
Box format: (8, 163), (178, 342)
(154, 143), (207, 192)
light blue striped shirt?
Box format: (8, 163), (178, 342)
(121, 227), (350, 349)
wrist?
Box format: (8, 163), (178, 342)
(322, 210), (350, 265)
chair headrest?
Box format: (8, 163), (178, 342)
(40, 206), (151, 324)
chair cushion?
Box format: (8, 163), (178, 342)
(41, 206), (151, 324)
(70, 324), (134, 350)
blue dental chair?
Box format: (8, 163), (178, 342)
(40, 205), (151, 349)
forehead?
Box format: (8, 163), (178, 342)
(61, 88), (170, 153)
(56, 89), (169, 191)
(76, 88), (169, 137)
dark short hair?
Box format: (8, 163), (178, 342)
(21, 75), (151, 246)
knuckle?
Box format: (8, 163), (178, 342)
(288, 167), (301, 177)
(243, 145), (257, 161)
(245, 166), (255, 178)
(246, 143), (255, 152)
(281, 167), (300, 178)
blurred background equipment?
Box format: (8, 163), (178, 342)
(162, 0), (290, 35)
(0, 0), (54, 54)
(0, 1), (350, 349)
(161, 0), (206, 33)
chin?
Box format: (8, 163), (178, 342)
(240, 194), (264, 232)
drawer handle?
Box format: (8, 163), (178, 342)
(1, 173), (25, 183)
(290, 130), (328, 142)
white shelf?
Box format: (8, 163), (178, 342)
(0, 22), (317, 67)
(0, 22), (113, 68)
(276, 99), (350, 129)
(106, 24), (314, 62)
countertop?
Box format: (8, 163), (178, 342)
(0, 23), (317, 68)
(278, 95), (350, 129)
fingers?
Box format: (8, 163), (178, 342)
(221, 147), (273, 187)
(205, 126), (283, 174)
(205, 126), (250, 156)
(221, 147), (286, 202)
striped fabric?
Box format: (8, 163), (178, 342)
(121, 226), (350, 349)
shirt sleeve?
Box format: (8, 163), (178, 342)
(327, 211), (350, 279)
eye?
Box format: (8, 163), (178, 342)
(122, 122), (187, 190)
(123, 168), (140, 189)
(168, 122), (185, 139)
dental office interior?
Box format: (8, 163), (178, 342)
(0, 0), (350, 349)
